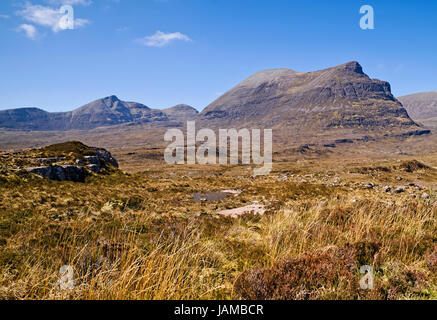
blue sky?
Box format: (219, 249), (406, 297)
(0, 0), (436, 112)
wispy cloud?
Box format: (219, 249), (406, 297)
(17, 24), (38, 39)
(136, 30), (192, 47)
(0, 14), (10, 19)
(45, 0), (92, 6)
(17, 2), (90, 34)
(116, 26), (129, 32)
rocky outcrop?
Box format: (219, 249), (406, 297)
(92, 147), (119, 168)
(12, 141), (120, 181)
(81, 147), (119, 174)
(26, 165), (88, 182)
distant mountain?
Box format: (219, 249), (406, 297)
(0, 108), (56, 130)
(0, 62), (429, 141)
(0, 96), (174, 131)
(163, 104), (199, 122)
(198, 62), (424, 139)
(398, 92), (437, 120)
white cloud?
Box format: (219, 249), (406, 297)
(116, 26), (129, 32)
(45, 0), (92, 6)
(136, 31), (192, 47)
(17, 24), (38, 39)
(0, 14), (10, 19)
(17, 3), (90, 33)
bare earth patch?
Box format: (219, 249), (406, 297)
(218, 203), (266, 218)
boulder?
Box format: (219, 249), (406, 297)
(87, 164), (101, 173)
(92, 148), (119, 168)
(383, 186), (392, 193)
(392, 186), (405, 194)
(363, 182), (375, 189)
(421, 193), (430, 199)
(26, 165), (87, 182)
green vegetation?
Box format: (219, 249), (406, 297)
(37, 141), (96, 158)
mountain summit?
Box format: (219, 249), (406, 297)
(0, 96), (172, 131)
(199, 62), (422, 139)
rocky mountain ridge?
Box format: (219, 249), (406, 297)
(198, 62), (422, 140)
(0, 96), (197, 131)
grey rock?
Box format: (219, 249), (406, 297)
(363, 182), (375, 189)
(26, 165), (87, 182)
(84, 156), (100, 165)
(87, 164), (101, 173)
(383, 186), (392, 192)
(392, 186), (405, 194)
(92, 147), (119, 168)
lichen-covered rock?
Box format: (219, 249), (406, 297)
(91, 148), (119, 168)
(26, 165), (87, 182)
(87, 164), (100, 173)
(4, 141), (119, 182)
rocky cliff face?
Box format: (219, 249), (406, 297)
(198, 62), (421, 138)
(398, 92), (437, 120)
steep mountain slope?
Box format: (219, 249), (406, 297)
(198, 62), (423, 139)
(398, 92), (437, 120)
(163, 104), (199, 122)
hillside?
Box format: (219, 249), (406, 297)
(163, 104), (199, 122)
(399, 92), (437, 120)
(198, 62), (424, 140)
(0, 96), (173, 131)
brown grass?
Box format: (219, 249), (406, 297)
(1, 150), (437, 300)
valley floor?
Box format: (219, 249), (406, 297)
(1, 149), (437, 300)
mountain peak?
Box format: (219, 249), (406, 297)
(199, 61), (418, 139)
(339, 61), (364, 74)
(168, 104), (197, 110)
(101, 95), (121, 104)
